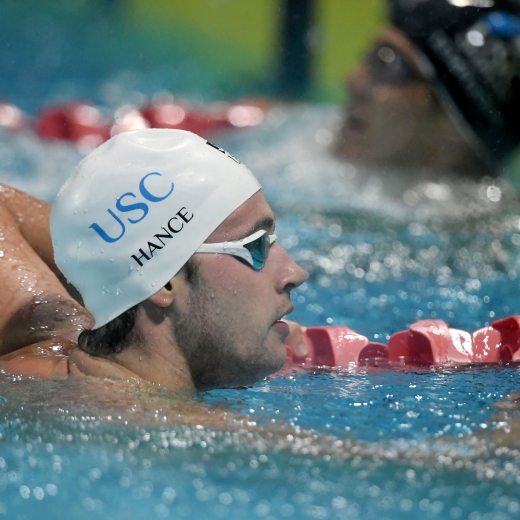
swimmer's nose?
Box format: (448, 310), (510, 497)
(272, 244), (307, 294)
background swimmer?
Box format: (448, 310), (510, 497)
(0, 129), (306, 392)
(336, 0), (520, 179)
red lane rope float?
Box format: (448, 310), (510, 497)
(36, 103), (110, 149)
(282, 326), (388, 371)
(388, 317), (520, 365)
(0, 98), (266, 149)
(283, 317), (520, 371)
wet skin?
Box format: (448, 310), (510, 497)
(0, 186), (306, 392)
(0, 185), (92, 372)
(175, 190), (307, 389)
(336, 27), (486, 176)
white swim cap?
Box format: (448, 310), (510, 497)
(51, 129), (261, 329)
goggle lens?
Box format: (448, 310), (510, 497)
(195, 230), (275, 270)
(244, 232), (270, 270)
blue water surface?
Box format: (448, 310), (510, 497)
(1, 367), (520, 520)
(1, 3), (520, 519)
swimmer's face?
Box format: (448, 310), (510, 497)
(170, 191), (306, 390)
(336, 27), (467, 170)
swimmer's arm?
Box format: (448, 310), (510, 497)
(0, 339), (76, 377)
(0, 340), (130, 380)
(0, 184), (93, 355)
(0, 184), (82, 302)
(0, 184), (55, 268)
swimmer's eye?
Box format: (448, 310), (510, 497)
(243, 230), (276, 270)
(195, 230), (276, 270)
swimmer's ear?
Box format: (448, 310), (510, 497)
(148, 279), (175, 308)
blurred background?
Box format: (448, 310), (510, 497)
(3, 5), (520, 520)
(0, 0), (384, 110)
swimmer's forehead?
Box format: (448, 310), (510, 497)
(205, 191), (275, 243)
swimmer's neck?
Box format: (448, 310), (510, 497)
(69, 312), (197, 393)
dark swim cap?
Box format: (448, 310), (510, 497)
(390, 0), (520, 165)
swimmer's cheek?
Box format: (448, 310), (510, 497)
(0, 339), (75, 377)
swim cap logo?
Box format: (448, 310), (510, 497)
(131, 207), (194, 267)
(89, 172), (174, 243)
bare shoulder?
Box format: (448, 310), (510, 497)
(0, 184), (93, 356)
(0, 338), (76, 377)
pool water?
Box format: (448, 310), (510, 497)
(2, 4), (520, 519)
(1, 367), (520, 519)
(1, 104), (520, 519)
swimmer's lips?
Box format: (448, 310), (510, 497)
(273, 321), (290, 338)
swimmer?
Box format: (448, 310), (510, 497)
(336, 0), (520, 178)
(0, 129), (306, 391)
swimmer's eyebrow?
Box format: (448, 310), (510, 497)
(242, 216), (275, 238)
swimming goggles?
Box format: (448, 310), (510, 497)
(196, 229), (276, 270)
